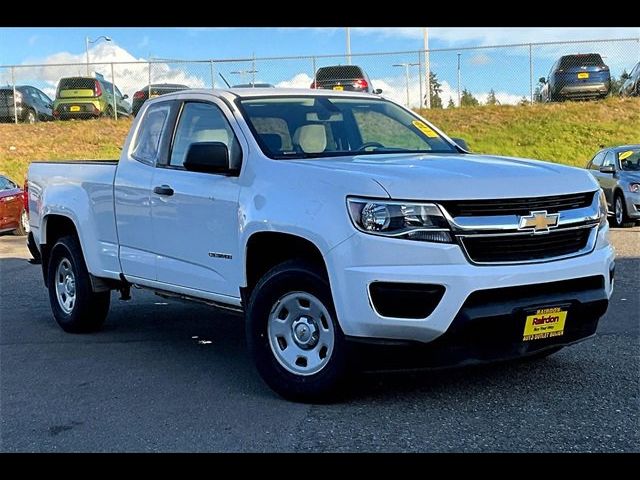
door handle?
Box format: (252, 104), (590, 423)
(153, 185), (174, 196)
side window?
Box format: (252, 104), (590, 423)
(38, 90), (52, 105)
(0, 177), (10, 189)
(602, 151), (615, 168)
(169, 102), (241, 170)
(101, 81), (112, 95)
(132, 103), (171, 164)
(115, 85), (123, 98)
(590, 151), (605, 169)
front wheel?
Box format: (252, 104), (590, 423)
(47, 235), (110, 333)
(612, 193), (634, 228)
(245, 260), (349, 402)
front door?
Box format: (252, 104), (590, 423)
(150, 99), (244, 299)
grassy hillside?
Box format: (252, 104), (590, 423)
(1, 97), (639, 183)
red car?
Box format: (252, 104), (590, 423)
(0, 174), (28, 236)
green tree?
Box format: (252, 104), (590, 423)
(427, 71), (443, 108)
(518, 96), (530, 106)
(533, 86), (542, 103)
(609, 70), (627, 96)
(460, 89), (479, 107)
(447, 98), (456, 108)
(485, 89), (499, 105)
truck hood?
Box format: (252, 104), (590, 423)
(291, 153), (599, 200)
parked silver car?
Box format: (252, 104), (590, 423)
(586, 145), (640, 227)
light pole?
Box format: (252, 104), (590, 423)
(346, 27), (351, 65)
(85, 35), (111, 76)
(423, 28), (431, 109)
(393, 62), (419, 108)
(230, 69), (258, 86)
(457, 53), (462, 107)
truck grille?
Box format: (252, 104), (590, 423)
(441, 192), (594, 217)
(460, 227), (594, 263)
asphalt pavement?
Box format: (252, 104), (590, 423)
(0, 227), (638, 452)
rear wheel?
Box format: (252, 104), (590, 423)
(103, 106), (114, 118)
(12, 210), (29, 236)
(47, 235), (110, 333)
(246, 260), (349, 402)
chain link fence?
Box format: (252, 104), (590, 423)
(1, 37), (638, 123)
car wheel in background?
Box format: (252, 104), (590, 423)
(245, 260), (349, 402)
(103, 106), (115, 118)
(612, 193), (635, 228)
(47, 235), (110, 333)
(25, 109), (37, 124)
(13, 210), (29, 236)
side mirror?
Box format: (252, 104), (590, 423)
(122, 94), (129, 99)
(538, 77), (546, 84)
(184, 142), (235, 175)
(374, 88), (383, 94)
(451, 137), (470, 151)
(599, 165), (615, 174)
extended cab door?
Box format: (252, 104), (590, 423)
(115, 100), (176, 280)
(150, 98), (245, 299)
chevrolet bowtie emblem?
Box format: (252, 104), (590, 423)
(518, 210), (559, 232)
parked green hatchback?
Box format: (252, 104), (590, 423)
(53, 76), (131, 120)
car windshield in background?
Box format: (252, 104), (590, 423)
(238, 96), (456, 159)
(618, 148), (640, 171)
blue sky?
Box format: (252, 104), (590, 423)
(1, 27), (638, 106)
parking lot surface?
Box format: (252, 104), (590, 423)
(0, 227), (638, 452)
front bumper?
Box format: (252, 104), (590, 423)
(624, 191), (640, 219)
(326, 224), (614, 345)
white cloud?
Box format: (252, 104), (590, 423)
(14, 43), (206, 99)
(28, 35), (39, 46)
(275, 73), (314, 89)
(138, 36), (149, 48)
(469, 53), (491, 66)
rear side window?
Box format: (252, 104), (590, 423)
(590, 151), (606, 169)
(0, 177), (14, 189)
(132, 103), (171, 164)
(559, 54), (604, 68)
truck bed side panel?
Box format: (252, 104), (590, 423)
(28, 161), (121, 280)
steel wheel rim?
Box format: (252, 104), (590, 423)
(615, 197), (623, 225)
(21, 210), (29, 233)
(268, 291), (335, 376)
(55, 258), (76, 314)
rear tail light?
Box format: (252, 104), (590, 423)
(94, 80), (102, 97)
(23, 178), (29, 214)
(133, 90), (145, 100)
(354, 78), (369, 90)
(310, 81), (317, 89)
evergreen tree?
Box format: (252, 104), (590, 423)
(427, 71), (443, 108)
(518, 96), (530, 106)
(460, 89), (479, 107)
(447, 98), (456, 108)
(486, 89), (499, 105)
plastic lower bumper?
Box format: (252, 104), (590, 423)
(624, 192), (640, 219)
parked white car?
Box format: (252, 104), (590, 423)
(27, 88), (614, 401)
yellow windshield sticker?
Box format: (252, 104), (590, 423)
(619, 150), (634, 161)
(412, 120), (439, 138)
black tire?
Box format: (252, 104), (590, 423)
(24, 109), (37, 124)
(12, 209), (28, 236)
(47, 235), (110, 333)
(103, 106), (114, 118)
(245, 260), (349, 402)
(612, 192), (635, 228)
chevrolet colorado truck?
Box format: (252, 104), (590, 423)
(27, 88), (615, 401)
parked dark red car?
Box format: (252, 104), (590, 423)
(0, 174), (28, 236)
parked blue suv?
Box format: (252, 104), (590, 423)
(539, 53), (610, 102)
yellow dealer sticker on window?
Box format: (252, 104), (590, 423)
(619, 150), (634, 161)
(412, 120), (438, 138)
(523, 307), (567, 341)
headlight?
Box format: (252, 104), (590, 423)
(598, 189), (608, 228)
(347, 197), (453, 243)
(629, 183), (640, 193)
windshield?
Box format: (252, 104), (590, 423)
(238, 96), (457, 159)
(618, 148), (640, 171)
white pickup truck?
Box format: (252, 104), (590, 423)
(27, 88), (614, 401)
